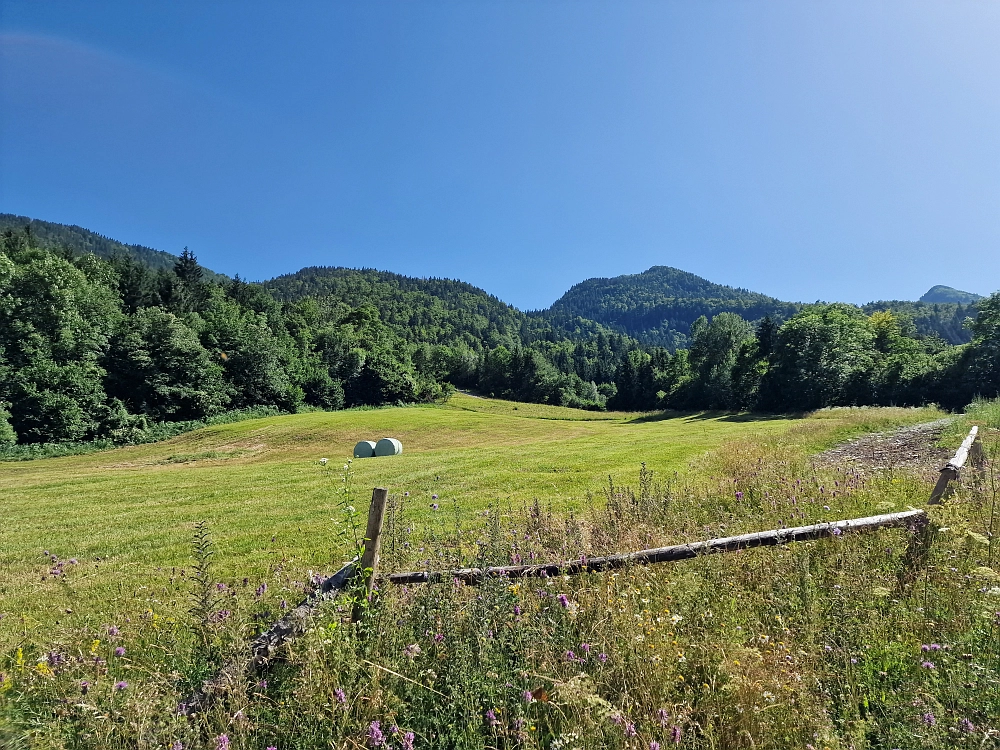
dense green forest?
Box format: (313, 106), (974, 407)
(547, 264), (978, 347)
(1, 219), (998, 450)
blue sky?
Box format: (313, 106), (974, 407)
(2, 1), (998, 309)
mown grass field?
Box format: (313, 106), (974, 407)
(0, 395), (941, 651)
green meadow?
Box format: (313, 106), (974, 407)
(0, 394), (941, 650)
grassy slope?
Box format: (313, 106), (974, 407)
(0, 395), (941, 648)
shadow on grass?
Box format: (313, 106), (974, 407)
(627, 410), (806, 424)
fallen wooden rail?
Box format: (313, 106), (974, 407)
(928, 426), (986, 504)
(384, 509), (928, 585)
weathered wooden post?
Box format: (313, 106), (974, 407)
(928, 426), (979, 504)
(352, 487), (388, 622)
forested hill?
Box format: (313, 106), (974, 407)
(262, 266), (613, 349)
(546, 264), (977, 347)
(0, 214), (228, 284)
(544, 265), (801, 348)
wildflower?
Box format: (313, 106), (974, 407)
(831, 528), (842, 536)
(403, 491), (410, 497)
(650, 743), (661, 750)
(216, 735), (230, 750)
(280, 599), (288, 609)
(958, 718), (975, 733)
(114, 681), (128, 691)
(671, 726), (682, 744)
(486, 709), (501, 727)
(624, 722), (637, 738)
(108, 626), (120, 637)
(564, 650), (576, 661)
(430, 504), (439, 510)
(598, 653), (608, 663)
(215, 583), (228, 592)
(171, 743), (183, 750)
(433, 633), (444, 643)
(114, 647), (125, 657)
(522, 690), (534, 703)
(257, 679), (268, 689)
(735, 491), (744, 501)
(557, 594), (570, 608)
(657, 708), (669, 727)
(402, 732), (415, 750)
(432, 494), (438, 500)
(922, 712), (936, 726)
(404, 643), (422, 659)
(920, 661), (935, 669)
(580, 642), (591, 653)
(335, 687), (347, 704)
(367, 720), (386, 747)
(255, 582), (268, 598)
(513, 605), (522, 616)
(80, 680), (90, 695)
(320, 458), (328, 465)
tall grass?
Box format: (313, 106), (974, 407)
(2, 406), (996, 748)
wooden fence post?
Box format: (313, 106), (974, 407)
(352, 487), (388, 622)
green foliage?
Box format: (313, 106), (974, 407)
(546, 265), (802, 348)
(104, 307), (231, 420)
(0, 402), (16, 448)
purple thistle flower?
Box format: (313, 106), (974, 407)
(921, 661), (935, 669)
(114, 647), (125, 657)
(335, 687), (346, 704)
(921, 644), (931, 652)
(114, 680), (128, 691)
(564, 650), (576, 661)
(958, 718), (975, 733)
(522, 690), (534, 703)
(80, 680), (90, 694)
(657, 708), (669, 727)
(402, 731), (415, 750)
(598, 652), (608, 663)
(735, 491), (744, 501)
(404, 643), (422, 659)
(580, 642), (591, 653)
(650, 742), (661, 750)
(922, 712), (936, 726)
(255, 583), (267, 598)
(108, 625), (120, 637)
(215, 583), (228, 592)
(433, 633), (445, 643)
(367, 720), (386, 747)
(172, 742), (183, 750)
(624, 722), (637, 738)
(486, 709), (500, 727)
(557, 594), (570, 608)
(671, 726), (682, 744)
(215, 735), (230, 750)
(513, 605), (522, 616)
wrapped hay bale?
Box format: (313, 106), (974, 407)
(354, 440), (377, 458)
(374, 437), (403, 457)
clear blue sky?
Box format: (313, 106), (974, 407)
(2, 1), (998, 309)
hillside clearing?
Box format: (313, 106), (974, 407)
(0, 394), (942, 649)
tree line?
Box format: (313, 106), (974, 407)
(1, 227), (997, 448)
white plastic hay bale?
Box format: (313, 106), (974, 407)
(354, 440), (377, 458)
(374, 437), (403, 457)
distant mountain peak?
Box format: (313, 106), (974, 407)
(919, 285), (982, 305)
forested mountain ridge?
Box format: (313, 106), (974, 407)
(262, 266), (612, 349)
(545, 265), (803, 348)
(919, 285), (983, 305)
(0, 214), (229, 284)
(546, 264), (977, 347)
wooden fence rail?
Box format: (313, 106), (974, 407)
(928, 426), (986, 504)
(385, 509), (928, 586)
